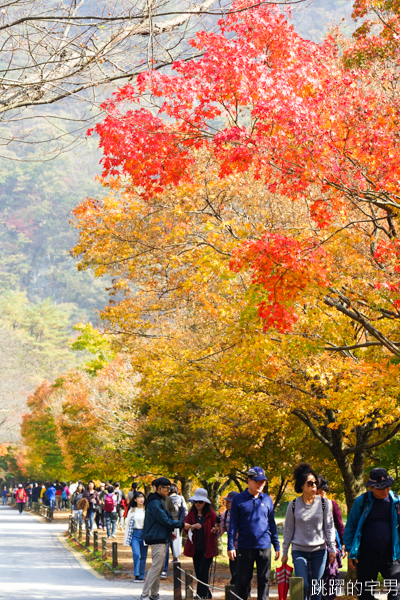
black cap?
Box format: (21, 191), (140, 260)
(366, 468), (394, 489)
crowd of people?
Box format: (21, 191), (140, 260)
(1, 464), (399, 600)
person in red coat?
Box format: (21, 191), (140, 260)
(16, 484), (27, 514)
(184, 488), (219, 600)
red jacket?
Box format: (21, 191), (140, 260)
(183, 509), (218, 559)
(16, 489), (27, 503)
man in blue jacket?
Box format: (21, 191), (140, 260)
(45, 484), (57, 510)
(140, 477), (184, 600)
(344, 468), (400, 600)
(228, 467), (280, 600)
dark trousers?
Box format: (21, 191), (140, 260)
(18, 502), (24, 513)
(229, 558), (236, 585)
(193, 550), (213, 599)
(235, 548), (271, 600)
(357, 546), (400, 600)
(95, 509), (104, 529)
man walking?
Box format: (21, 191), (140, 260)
(344, 468), (400, 600)
(140, 477), (184, 600)
(228, 467), (280, 600)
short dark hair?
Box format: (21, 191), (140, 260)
(169, 484), (179, 495)
(293, 463), (318, 494)
(107, 485), (114, 493)
(113, 482), (120, 487)
(153, 477), (171, 489)
(317, 475), (329, 493)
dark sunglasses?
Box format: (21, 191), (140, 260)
(195, 500), (205, 504)
(306, 481), (317, 488)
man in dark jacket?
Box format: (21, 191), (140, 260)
(344, 468), (400, 600)
(140, 477), (184, 600)
(228, 467), (280, 600)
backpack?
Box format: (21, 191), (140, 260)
(62, 490), (67, 500)
(104, 494), (115, 513)
(17, 489), (24, 501)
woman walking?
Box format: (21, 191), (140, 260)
(82, 480), (99, 535)
(316, 475), (346, 600)
(71, 483), (85, 525)
(282, 463), (336, 600)
(184, 488), (219, 600)
(123, 491), (148, 582)
(16, 484), (27, 514)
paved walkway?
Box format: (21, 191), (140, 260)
(0, 505), (173, 600)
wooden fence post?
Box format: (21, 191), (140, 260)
(93, 531), (98, 553)
(173, 561), (182, 600)
(102, 537), (107, 561)
(225, 585), (236, 600)
(289, 577), (304, 600)
(78, 523), (83, 541)
(85, 528), (90, 548)
(185, 571), (194, 600)
(112, 541), (118, 568)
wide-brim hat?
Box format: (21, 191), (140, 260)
(366, 468), (394, 489)
(189, 488), (211, 504)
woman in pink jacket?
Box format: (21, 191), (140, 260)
(16, 484), (27, 514)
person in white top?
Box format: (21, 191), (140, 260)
(123, 491), (148, 582)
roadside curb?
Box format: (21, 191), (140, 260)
(56, 532), (105, 580)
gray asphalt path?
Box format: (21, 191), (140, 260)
(0, 505), (173, 600)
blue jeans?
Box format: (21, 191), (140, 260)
(105, 512), (117, 537)
(2, 496), (7, 505)
(292, 549), (327, 600)
(49, 499), (55, 509)
(131, 529), (148, 579)
(73, 509), (83, 525)
(85, 507), (95, 531)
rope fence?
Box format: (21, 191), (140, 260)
(67, 514), (119, 572)
(173, 561), (246, 600)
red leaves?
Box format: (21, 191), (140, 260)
(230, 233), (328, 332)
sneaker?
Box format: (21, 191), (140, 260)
(160, 571), (167, 579)
(107, 536), (111, 539)
(111, 534), (116, 538)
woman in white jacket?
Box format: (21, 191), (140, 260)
(123, 491), (148, 581)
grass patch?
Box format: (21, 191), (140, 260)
(63, 533), (121, 577)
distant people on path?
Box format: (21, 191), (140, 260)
(228, 467), (280, 600)
(220, 491), (238, 585)
(26, 484), (33, 509)
(344, 468), (400, 600)
(316, 475), (346, 600)
(16, 484), (27, 513)
(32, 483), (41, 504)
(55, 481), (63, 510)
(139, 477), (183, 600)
(82, 480), (99, 536)
(282, 463), (336, 600)
(61, 483), (70, 510)
(2, 486), (8, 506)
(124, 491), (148, 582)
(45, 483), (57, 510)
(104, 484), (118, 539)
(96, 483), (106, 531)
(113, 482), (127, 531)
(184, 488), (219, 600)
(71, 483), (85, 525)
